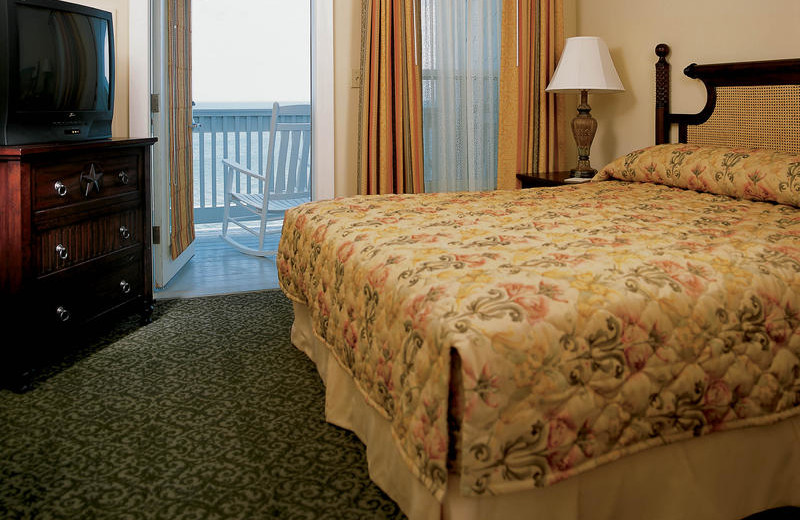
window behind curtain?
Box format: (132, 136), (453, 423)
(420, 0), (502, 193)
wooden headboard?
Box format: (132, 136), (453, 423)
(654, 43), (800, 151)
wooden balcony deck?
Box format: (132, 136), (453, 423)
(154, 223), (282, 299)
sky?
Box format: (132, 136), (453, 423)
(192, 0), (310, 106)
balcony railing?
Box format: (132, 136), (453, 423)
(192, 103), (311, 224)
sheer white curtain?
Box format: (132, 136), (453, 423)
(420, 0), (502, 193)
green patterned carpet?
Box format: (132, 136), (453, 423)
(0, 290), (405, 519)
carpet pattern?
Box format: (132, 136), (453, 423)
(0, 290), (405, 519)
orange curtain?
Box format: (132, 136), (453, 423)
(357, 0), (425, 195)
(497, 0), (565, 190)
(167, 0), (195, 259)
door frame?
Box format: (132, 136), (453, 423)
(150, 0), (194, 289)
(311, 0), (335, 202)
(148, 0), (334, 291)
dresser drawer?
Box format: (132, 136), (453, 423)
(35, 249), (145, 329)
(1, 137), (155, 385)
(36, 208), (143, 276)
(32, 151), (141, 211)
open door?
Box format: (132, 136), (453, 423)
(149, 0), (335, 293)
(151, 0), (195, 289)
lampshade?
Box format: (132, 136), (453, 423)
(546, 37), (624, 93)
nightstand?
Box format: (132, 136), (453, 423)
(516, 171), (581, 188)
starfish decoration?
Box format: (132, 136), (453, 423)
(80, 164), (104, 197)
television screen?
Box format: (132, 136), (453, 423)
(15, 3), (111, 112)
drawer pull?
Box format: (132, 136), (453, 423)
(120, 280), (131, 294)
(119, 226), (131, 239)
(55, 244), (69, 260)
(54, 181), (68, 197)
(56, 306), (71, 322)
(118, 171), (129, 185)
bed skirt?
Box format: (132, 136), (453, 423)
(290, 301), (800, 520)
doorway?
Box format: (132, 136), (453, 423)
(151, 0), (320, 298)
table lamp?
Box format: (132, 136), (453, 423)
(546, 36), (624, 178)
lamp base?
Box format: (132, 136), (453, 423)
(570, 90), (598, 179)
(569, 168), (596, 178)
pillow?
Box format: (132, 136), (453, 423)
(595, 143), (800, 207)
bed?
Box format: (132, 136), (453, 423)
(277, 45), (800, 520)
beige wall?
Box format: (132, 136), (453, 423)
(77, 0), (130, 137)
(575, 0), (800, 169)
(73, 2), (799, 196)
(76, 0), (149, 138)
(333, 0), (362, 197)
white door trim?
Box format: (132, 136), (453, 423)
(312, 0), (335, 202)
(129, 0), (151, 137)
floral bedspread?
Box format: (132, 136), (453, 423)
(277, 181), (800, 500)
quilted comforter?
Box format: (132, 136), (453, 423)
(277, 180), (800, 500)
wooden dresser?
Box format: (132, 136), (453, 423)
(0, 137), (157, 384)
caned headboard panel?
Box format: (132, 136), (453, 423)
(654, 43), (800, 151)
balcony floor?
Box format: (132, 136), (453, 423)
(154, 222), (281, 299)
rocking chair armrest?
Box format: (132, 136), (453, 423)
(222, 158), (267, 182)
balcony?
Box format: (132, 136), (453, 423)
(192, 103), (312, 224)
(156, 103), (311, 299)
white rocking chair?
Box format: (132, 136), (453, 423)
(220, 102), (311, 256)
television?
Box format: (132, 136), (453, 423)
(0, 0), (114, 145)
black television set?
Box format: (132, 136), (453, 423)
(0, 0), (114, 145)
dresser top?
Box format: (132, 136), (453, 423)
(0, 137), (157, 158)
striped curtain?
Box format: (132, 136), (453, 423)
(497, 0), (565, 190)
(167, 0), (195, 259)
(357, 0), (425, 195)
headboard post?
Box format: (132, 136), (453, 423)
(654, 46), (800, 149)
(654, 44), (671, 145)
